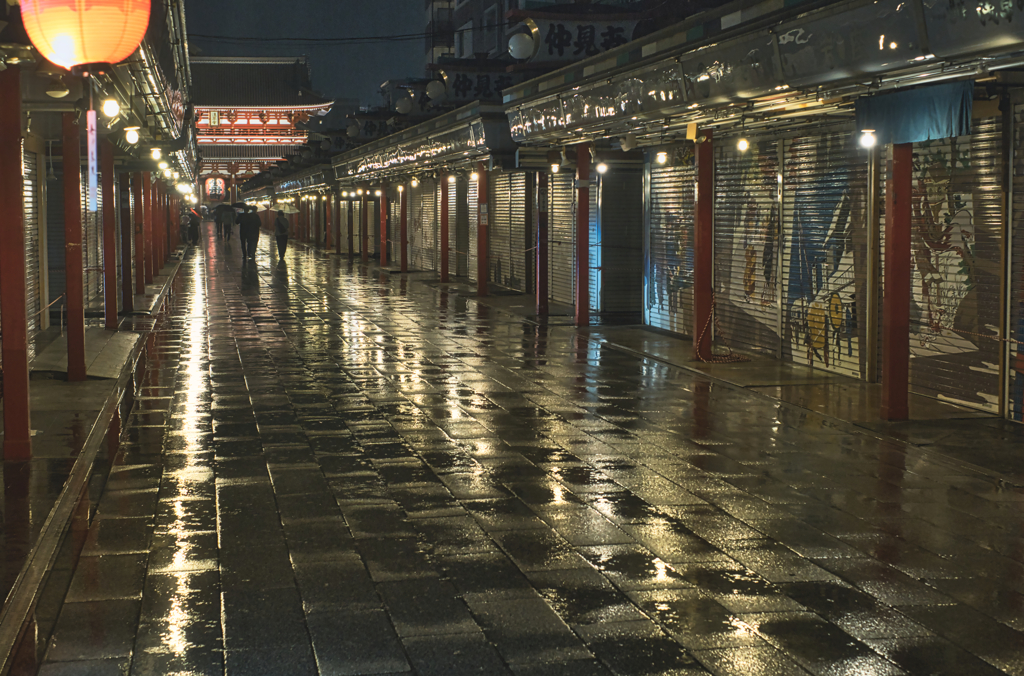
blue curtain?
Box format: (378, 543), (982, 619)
(855, 80), (974, 145)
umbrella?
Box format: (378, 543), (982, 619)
(213, 203), (234, 215)
(277, 205), (300, 214)
(254, 204), (268, 212)
(231, 202), (247, 209)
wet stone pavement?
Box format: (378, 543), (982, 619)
(38, 227), (1024, 676)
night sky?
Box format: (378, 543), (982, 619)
(183, 0), (424, 106)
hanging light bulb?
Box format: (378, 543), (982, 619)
(124, 126), (140, 144)
(447, 174), (456, 184)
(656, 151), (668, 164)
(596, 162), (608, 174)
(101, 98), (120, 117)
(151, 148), (162, 160)
(859, 129), (877, 148)
(410, 178), (419, 188)
(737, 138), (749, 152)
(470, 171), (479, 181)
(550, 164), (560, 174)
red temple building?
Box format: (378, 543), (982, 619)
(191, 56), (332, 204)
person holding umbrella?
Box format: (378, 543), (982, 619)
(274, 208), (291, 263)
(237, 203), (261, 260)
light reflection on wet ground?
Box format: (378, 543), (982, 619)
(34, 226), (1024, 675)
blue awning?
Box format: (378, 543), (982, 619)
(855, 81), (974, 145)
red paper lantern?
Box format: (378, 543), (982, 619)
(20, 0), (151, 70)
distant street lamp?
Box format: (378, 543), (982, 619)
(20, 0), (152, 71)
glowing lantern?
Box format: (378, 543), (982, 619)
(20, 0), (152, 70)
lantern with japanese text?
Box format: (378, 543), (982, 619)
(20, 0), (151, 71)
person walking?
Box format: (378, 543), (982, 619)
(188, 209), (201, 246)
(238, 206), (261, 260)
(274, 210), (290, 263)
(221, 205), (236, 241)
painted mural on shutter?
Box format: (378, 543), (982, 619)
(601, 167), (644, 316)
(589, 172), (600, 313)
(904, 116), (1004, 412)
(468, 176), (479, 283)
(646, 159), (695, 336)
(23, 146), (41, 361)
(549, 171), (575, 305)
(781, 131), (869, 378)
(714, 141), (780, 356)
(82, 173), (103, 308)
(448, 178), (460, 277)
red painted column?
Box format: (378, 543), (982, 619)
(440, 175), (449, 281)
(63, 112), (87, 382)
(477, 163), (489, 297)
(575, 144), (591, 327)
(401, 186), (409, 273)
(0, 66), (31, 461)
(347, 199), (354, 259)
(881, 143), (913, 420)
(132, 173), (145, 294)
(380, 182), (389, 266)
(325, 195), (334, 251)
(101, 140), (117, 329)
(119, 171), (134, 313)
(154, 182), (163, 271)
(143, 172), (154, 284)
(361, 192), (369, 263)
(536, 170), (549, 317)
(693, 131), (714, 360)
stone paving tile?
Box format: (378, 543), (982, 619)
(38, 234), (1024, 674)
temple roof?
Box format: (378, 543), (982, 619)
(191, 57), (331, 108)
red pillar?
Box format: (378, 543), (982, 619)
(347, 199), (354, 259)
(63, 112), (87, 382)
(380, 183), (389, 267)
(881, 143), (913, 420)
(477, 163), (489, 297)
(536, 170), (549, 317)
(143, 172), (154, 284)
(132, 173), (145, 294)
(401, 186), (410, 274)
(101, 140), (117, 329)
(361, 193), (369, 263)
(119, 171), (134, 313)
(575, 144), (590, 327)
(325, 195), (334, 251)
(154, 182), (163, 271)
(440, 176), (449, 281)
(0, 66), (31, 461)
(693, 131), (714, 360)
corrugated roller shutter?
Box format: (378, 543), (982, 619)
(23, 146), (40, 361)
(904, 116), (1004, 412)
(448, 179), (459, 276)
(589, 173), (600, 312)
(508, 173), (528, 292)
(646, 161), (695, 335)
(47, 166), (66, 304)
(601, 168), (643, 315)
(1012, 107), (1024, 420)
(423, 179), (437, 271)
(351, 201), (361, 255)
(781, 131), (868, 378)
(714, 141), (780, 356)
(490, 172), (511, 286)
(549, 172), (575, 305)
(82, 171), (102, 308)
(390, 190), (402, 263)
(468, 176), (478, 283)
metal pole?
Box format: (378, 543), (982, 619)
(119, 171), (134, 313)
(440, 175), (449, 281)
(693, 130), (714, 359)
(101, 140), (117, 329)
(0, 66), (32, 460)
(63, 112), (87, 382)
(881, 143), (912, 420)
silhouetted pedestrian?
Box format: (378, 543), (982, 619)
(188, 210), (201, 246)
(274, 210), (290, 262)
(238, 207), (261, 260)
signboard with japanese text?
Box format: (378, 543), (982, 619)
(444, 71), (527, 103)
(205, 177), (226, 201)
(530, 20), (638, 62)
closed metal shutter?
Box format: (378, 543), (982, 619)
(82, 172), (102, 308)
(781, 131), (868, 378)
(390, 189), (402, 263)
(508, 173), (528, 292)
(646, 161), (695, 335)
(490, 172), (511, 286)
(600, 168), (644, 315)
(714, 141), (780, 355)
(446, 179), (457, 276)
(23, 146), (41, 361)
(468, 176), (478, 283)
(47, 166), (66, 304)
(1012, 108), (1024, 420)
(351, 200), (361, 255)
(589, 172), (600, 312)
(549, 171), (575, 305)
(421, 179), (437, 271)
(903, 116), (1004, 412)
